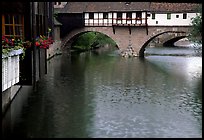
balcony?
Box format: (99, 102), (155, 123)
(2, 49), (23, 92)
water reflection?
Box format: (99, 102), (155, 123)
(2, 45), (202, 138)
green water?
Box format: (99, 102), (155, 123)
(2, 46), (202, 138)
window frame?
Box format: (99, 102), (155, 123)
(127, 12), (132, 19)
(167, 13), (171, 20)
(117, 12), (122, 19)
(136, 11), (142, 19)
(183, 13), (187, 19)
(103, 12), (108, 19)
(152, 13), (155, 19)
(89, 13), (94, 19)
(2, 14), (24, 39)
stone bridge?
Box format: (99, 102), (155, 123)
(61, 26), (190, 57)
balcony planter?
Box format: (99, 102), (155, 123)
(2, 49), (23, 92)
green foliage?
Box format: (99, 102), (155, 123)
(72, 32), (116, 51)
(93, 33), (116, 47)
(188, 5), (202, 44)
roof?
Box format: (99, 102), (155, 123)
(58, 2), (151, 13)
(150, 2), (201, 13)
(57, 2), (201, 13)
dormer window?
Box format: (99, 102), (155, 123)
(54, 2), (61, 5)
(125, 2), (131, 6)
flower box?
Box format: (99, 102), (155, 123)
(2, 49), (22, 92)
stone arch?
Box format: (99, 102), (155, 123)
(139, 30), (186, 57)
(60, 26), (190, 57)
(61, 27), (120, 51)
(163, 36), (187, 47)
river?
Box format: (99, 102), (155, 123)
(2, 44), (202, 138)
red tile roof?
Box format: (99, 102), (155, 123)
(150, 2), (201, 12)
(59, 2), (151, 13)
(57, 2), (201, 13)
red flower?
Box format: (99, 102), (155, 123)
(35, 42), (40, 46)
(35, 35), (54, 49)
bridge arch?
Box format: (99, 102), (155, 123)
(64, 31), (119, 50)
(139, 30), (186, 57)
(61, 26), (190, 57)
(163, 36), (187, 47)
(61, 27), (120, 51)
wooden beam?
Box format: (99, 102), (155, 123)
(128, 25), (131, 34)
(112, 25), (115, 34)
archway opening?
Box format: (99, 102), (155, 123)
(70, 31), (119, 54)
(139, 31), (186, 57)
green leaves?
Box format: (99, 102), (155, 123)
(188, 5), (202, 44)
(72, 32), (116, 51)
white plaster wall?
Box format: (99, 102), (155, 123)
(148, 12), (198, 26)
(142, 12), (146, 18)
(99, 13), (103, 18)
(113, 13), (117, 24)
(85, 12), (198, 26)
(108, 13), (112, 18)
(94, 13), (98, 19)
(132, 13), (136, 24)
(122, 13), (126, 24)
(99, 13), (103, 24)
(84, 13), (89, 19)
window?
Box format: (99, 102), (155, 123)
(152, 13), (155, 19)
(125, 2), (131, 5)
(2, 14), (24, 39)
(103, 13), (108, 19)
(167, 13), (171, 20)
(54, 2), (61, 5)
(183, 13), (187, 19)
(89, 13), (94, 19)
(127, 12), (132, 19)
(176, 15), (179, 18)
(117, 12), (122, 19)
(136, 12), (142, 19)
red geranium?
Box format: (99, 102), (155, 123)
(35, 35), (54, 49)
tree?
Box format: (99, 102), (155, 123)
(188, 5), (202, 44)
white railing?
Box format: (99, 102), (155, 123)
(2, 49), (23, 92)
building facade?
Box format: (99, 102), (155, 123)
(148, 3), (200, 26)
(2, 2), (54, 114)
(55, 2), (200, 38)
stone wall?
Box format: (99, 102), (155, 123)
(2, 85), (21, 115)
(61, 26), (190, 57)
(47, 41), (62, 60)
